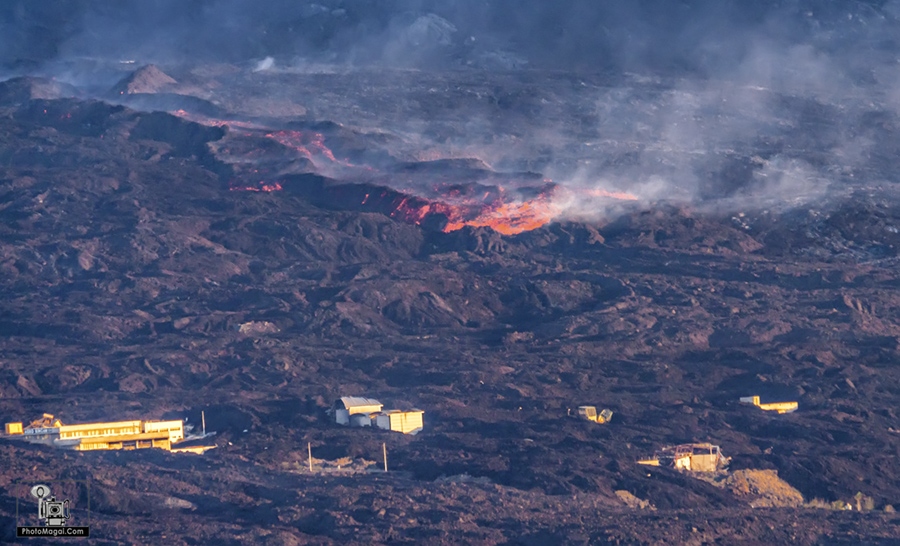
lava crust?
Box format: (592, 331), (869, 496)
(1, 63), (900, 544)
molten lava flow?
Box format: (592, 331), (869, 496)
(170, 110), (352, 172)
(171, 109), (258, 130)
(168, 110), (639, 235)
(230, 181), (283, 192)
(586, 188), (639, 201)
(400, 200), (469, 225)
(439, 196), (559, 235)
(374, 182), (558, 235)
(264, 129), (345, 166)
(420, 186), (638, 236)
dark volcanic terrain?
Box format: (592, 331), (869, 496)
(1, 63), (900, 545)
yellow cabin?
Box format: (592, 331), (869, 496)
(5, 422), (23, 435)
(374, 410), (424, 434)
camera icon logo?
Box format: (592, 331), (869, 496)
(31, 484), (70, 527)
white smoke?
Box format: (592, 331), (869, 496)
(254, 56), (276, 72)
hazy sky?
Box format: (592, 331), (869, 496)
(2, 0), (899, 74)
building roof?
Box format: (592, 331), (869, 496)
(57, 420), (142, 432)
(334, 397), (383, 410)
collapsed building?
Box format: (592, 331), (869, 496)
(4, 414), (215, 454)
(739, 396), (798, 414)
(638, 443), (728, 472)
(333, 397), (424, 434)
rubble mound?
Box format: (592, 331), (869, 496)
(615, 490), (654, 510)
(722, 469), (805, 508)
(0, 76), (78, 105)
(110, 64), (177, 95)
(306, 456), (378, 474)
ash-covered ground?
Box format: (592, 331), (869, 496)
(3, 1), (900, 544)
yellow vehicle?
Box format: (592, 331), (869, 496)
(576, 406), (613, 424)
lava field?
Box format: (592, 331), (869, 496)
(3, 3), (900, 542)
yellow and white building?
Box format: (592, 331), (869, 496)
(333, 397), (425, 434)
(4, 414), (208, 452)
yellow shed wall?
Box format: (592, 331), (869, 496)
(389, 411), (424, 434)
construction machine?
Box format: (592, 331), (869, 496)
(576, 406), (613, 424)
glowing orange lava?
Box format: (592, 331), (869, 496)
(264, 129), (345, 166)
(442, 198), (558, 235)
(586, 188), (639, 201)
(169, 110), (639, 235)
(171, 109), (258, 130)
(170, 110), (350, 171)
(432, 187), (638, 235)
(230, 181), (283, 192)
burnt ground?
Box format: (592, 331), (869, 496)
(0, 68), (899, 544)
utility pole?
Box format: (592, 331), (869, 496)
(308, 442), (313, 472)
(201, 411), (206, 436)
(383, 442), (388, 472)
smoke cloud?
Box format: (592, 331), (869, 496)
(4, 1), (898, 74)
(3, 1), (900, 223)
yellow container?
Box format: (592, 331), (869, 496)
(5, 422), (23, 434)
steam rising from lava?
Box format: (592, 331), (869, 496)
(388, 184), (637, 235)
(439, 187), (638, 235)
(172, 109), (639, 235)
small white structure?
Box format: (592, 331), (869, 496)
(333, 397), (383, 426)
(374, 410), (424, 435)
